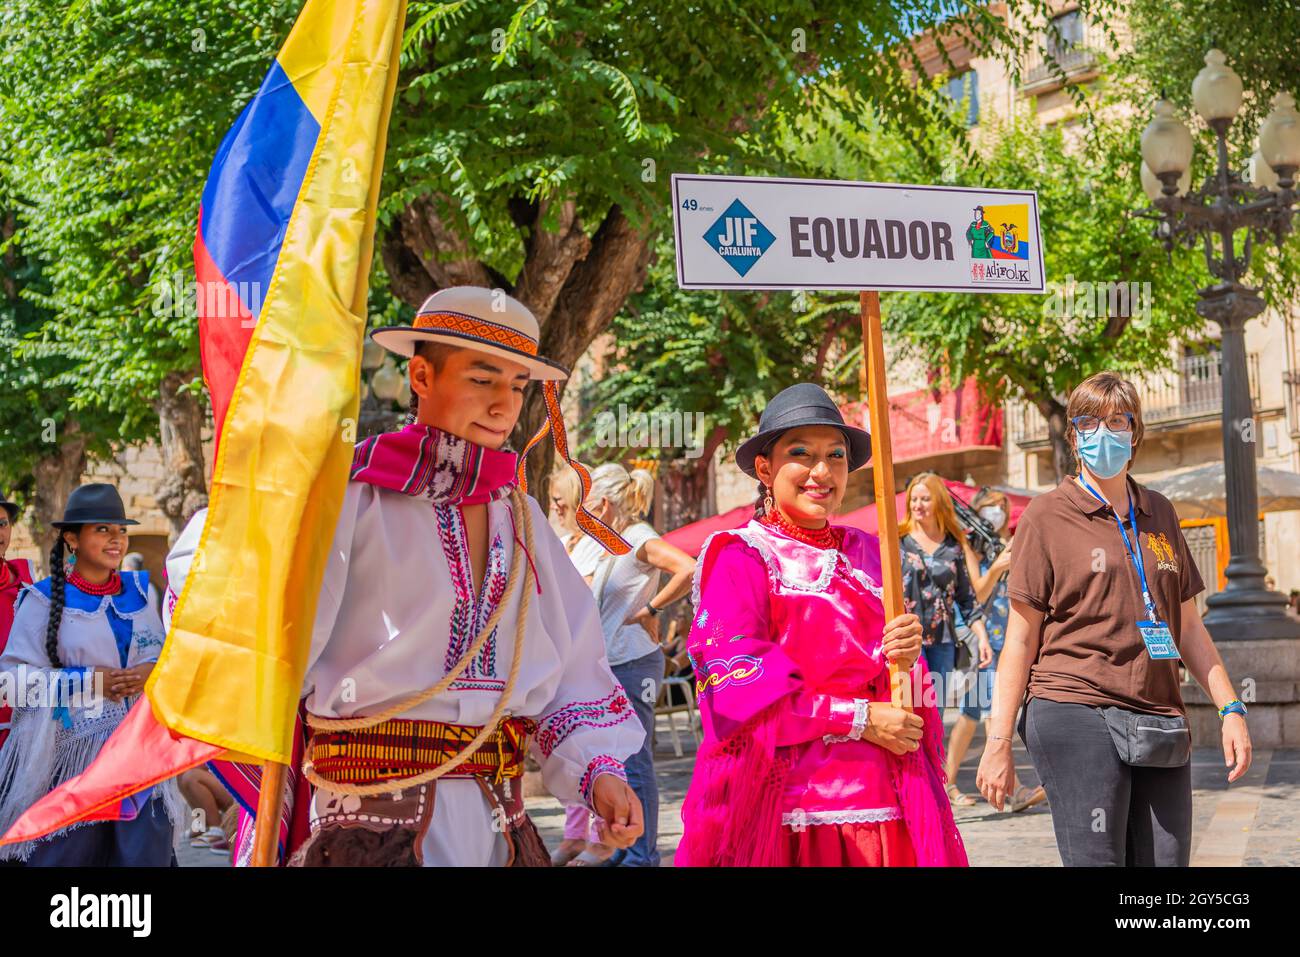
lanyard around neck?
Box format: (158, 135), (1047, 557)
(1077, 476), (1157, 620)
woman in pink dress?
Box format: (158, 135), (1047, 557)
(676, 384), (968, 867)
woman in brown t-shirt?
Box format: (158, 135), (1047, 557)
(975, 372), (1252, 866)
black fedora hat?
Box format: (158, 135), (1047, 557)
(735, 383), (872, 478)
(0, 496), (17, 522)
(52, 484), (139, 529)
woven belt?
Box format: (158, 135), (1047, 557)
(306, 714), (537, 788)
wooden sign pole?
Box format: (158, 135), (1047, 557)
(859, 290), (913, 710)
(250, 760), (288, 866)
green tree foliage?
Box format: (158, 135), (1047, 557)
(1107, 0), (1300, 147)
(0, 1), (293, 434)
(0, 1), (300, 532)
(0, 168), (123, 549)
(4, 0), (1139, 529)
(0, 0), (1061, 512)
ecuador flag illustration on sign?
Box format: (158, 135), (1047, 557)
(983, 203), (1031, 260)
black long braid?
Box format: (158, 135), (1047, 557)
(44, 533), (69, 668)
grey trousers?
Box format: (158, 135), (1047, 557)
(1021, 697), (1192, 867)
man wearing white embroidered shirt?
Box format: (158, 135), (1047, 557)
(168, 287), (644, 866)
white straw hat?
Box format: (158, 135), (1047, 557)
(371, 286), (569, 381)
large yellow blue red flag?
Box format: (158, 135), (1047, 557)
(3, 0), (408, 845)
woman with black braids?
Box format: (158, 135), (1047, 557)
(0, 484), (179, 865)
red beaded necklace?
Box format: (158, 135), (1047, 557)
(761, 508), (842, 550)
(67, 567), (122, 597)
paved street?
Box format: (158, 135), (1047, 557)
(177, 711), (1300, 867)
(527, 712), (1300, 868)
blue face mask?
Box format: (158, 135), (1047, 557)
(1075, 425), (1132, 479)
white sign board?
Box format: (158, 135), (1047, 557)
(672, 173), (1045, 293)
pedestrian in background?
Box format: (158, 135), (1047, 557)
(943, 488), (1045, 812)
(898, 472), (991, 806)
(570, 463), (696, 866)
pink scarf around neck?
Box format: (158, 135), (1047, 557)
(349, 423), (517, 505)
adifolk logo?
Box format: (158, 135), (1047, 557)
(704, 199), (775, 277)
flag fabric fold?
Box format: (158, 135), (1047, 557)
(3, 0), (408, 848)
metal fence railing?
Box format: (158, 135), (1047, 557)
(1022, 15), (1107, 87)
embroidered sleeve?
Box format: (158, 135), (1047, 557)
(578, 754), (628, 807)
(536, 689), (635, 758)
(823, 698), (872, 745)
(528, 495), (645, 807)
(690, 536), (870, 747)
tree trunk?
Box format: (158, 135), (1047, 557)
(29, 427), (87, 570)
(1032, 394), (1073, 484)
(655, 426), (728, 533)
(154, 371), (210, 536)
(517, 208), (655, 505)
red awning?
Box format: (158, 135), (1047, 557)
(839, 377), (1003, 464)
(661, 503), (752, 558)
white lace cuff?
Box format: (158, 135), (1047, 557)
(849, 698), (870, 740)
(821, 699), (872, 746)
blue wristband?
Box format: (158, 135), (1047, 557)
(1217, 699), (1247, 720)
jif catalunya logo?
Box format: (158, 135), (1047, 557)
(704, 199), (775, 276)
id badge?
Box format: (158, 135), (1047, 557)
(1138, 619), (1180, 659)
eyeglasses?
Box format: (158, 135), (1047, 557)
(1071, 412), (1135, 437)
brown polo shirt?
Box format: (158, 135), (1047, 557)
(1008, 475), (1204, 717)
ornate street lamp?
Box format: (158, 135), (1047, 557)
(1135, 50), (1300, 641)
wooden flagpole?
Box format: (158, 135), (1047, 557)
(250, 760), (288, 866)
(859, 290), (913, 710)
